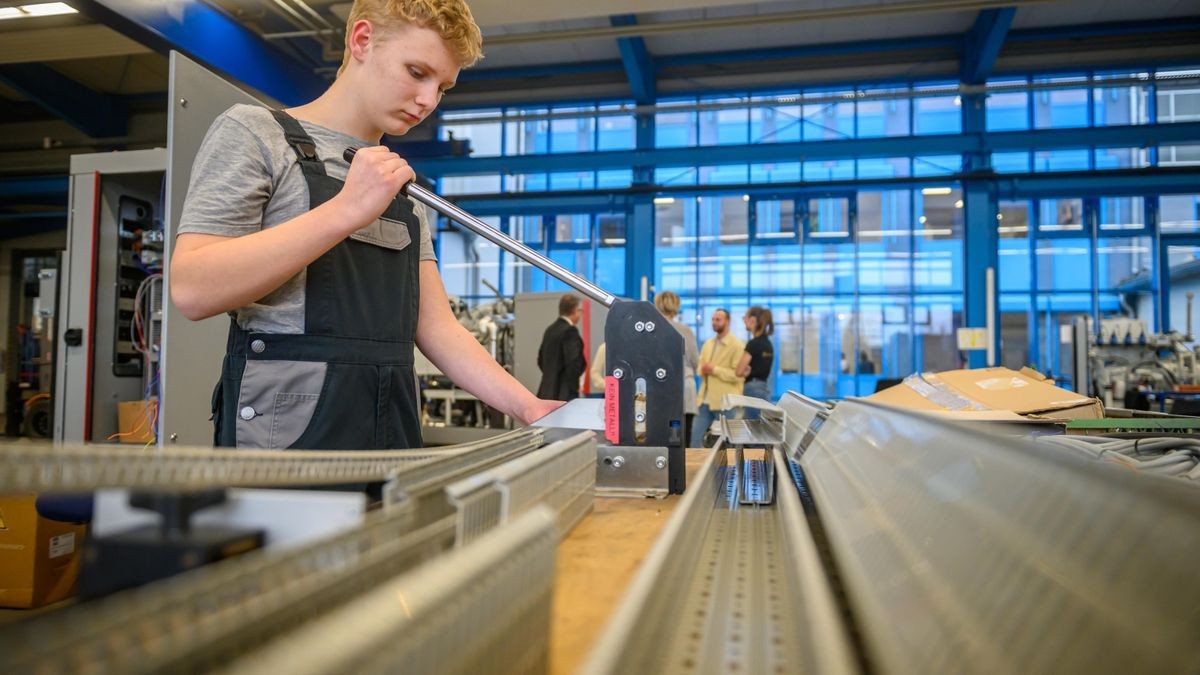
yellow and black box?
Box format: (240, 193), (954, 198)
(0, 494), (87, 608)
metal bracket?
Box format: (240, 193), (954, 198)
(596, 445), (670, 498)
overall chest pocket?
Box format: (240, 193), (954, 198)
(236, 360), (329, 449)
(349, 215), (412, 251)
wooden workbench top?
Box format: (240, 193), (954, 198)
(551, 448), (710, 675)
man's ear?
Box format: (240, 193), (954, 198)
(347, 19), (375, 65)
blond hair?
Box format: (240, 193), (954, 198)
(654, 291), (681, 318)
(338, 0), (483, 76)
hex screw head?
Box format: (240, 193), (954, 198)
(645, 321), (656, 332)
(655, 456), (667, 469)
(656, 368), (667, 380)
(634, 321), (646, 332)
(613, 368), (625, 379)
(612, 456), (625, 468)
(635, 412), (646, 422)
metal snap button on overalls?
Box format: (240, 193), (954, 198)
(240, 406), (256, 421)
(251, 339), (266, 354)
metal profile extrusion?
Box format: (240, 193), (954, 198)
(446, 430), (596, 544)
(800, 399), (1200, 674)
(218, 507), (560, 675)
(0, 428), (545, 493)
(579, 444), (857, 674)
(0, 507), (458, 673)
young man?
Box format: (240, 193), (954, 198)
(536, 294), (586, 402)
(171, 0), (562, 450)
(692, 308), (745, 448)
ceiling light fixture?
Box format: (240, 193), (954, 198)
(0, 2), (77, 20)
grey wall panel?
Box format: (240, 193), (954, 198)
(160, 52), (264, 446)
(54, 173), (97, 443)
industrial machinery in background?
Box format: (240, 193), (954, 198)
(1084, 292), (1200, 414)
(419, 280), (515, 433)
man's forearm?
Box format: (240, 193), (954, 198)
(170, 198), (359, 320)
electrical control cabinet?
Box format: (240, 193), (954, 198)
(55, 149), (166, 443)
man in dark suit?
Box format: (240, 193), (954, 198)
(537, 294), (587, 401)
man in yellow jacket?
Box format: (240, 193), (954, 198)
(692, 308), (745, 447)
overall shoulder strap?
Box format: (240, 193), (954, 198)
(269, 108), (327, 177)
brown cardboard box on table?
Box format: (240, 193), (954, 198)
(868, 366), (1104, 422)
(0, 494), (87, 608)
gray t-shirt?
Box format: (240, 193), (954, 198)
(178, 103), (436, 334)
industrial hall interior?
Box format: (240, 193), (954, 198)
(0, 0), (1198, 673)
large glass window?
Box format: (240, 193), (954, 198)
(1093, 73), (1150, 126)
(431, 69), (1200, 401)
(802, 91), (855, 141)
(700, 98), (750, 145)
(987, 80), (1029, 131)
(1161, 195), (1200, 234)
(439, 109), (502, 157)
(1033, 76), (1090, 128)
(597, 105), (636, 150)
(913, 87), (961, 134)
(655, 100), (698, 147)
(750, 95), (801, 143)
(1156, 68), (1200, 123)
(857, 87), (911, 137)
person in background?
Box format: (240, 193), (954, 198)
(736, 306), (774, 419)
(857, 350), (876, 374)
(537, 293), (586, 401)
(654, 291), (699, 447)
(693, 308), (744, 448)
(588, 342), (606, 394)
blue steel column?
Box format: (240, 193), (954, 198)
(963, 92), (999, 368)
(1154, 197), (1171, 333)
(627, 114), (656, 300)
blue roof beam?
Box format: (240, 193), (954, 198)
(70, 0), (324, 106)
(962, 7), (1016, 84)
(610, 15), (656, 104)
(0, 64), (127, 138)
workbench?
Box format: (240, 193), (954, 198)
(551, 448), (709, 675)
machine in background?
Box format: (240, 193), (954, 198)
(1082, 293), (1200, 413)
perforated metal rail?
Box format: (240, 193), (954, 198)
(0, 428), (544, 493)
(0, 429), (585, 675)
(446, 430), (596, 544)
(581, 442), (857, 675)
(584, 394), (1200, 675)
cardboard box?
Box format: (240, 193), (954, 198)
(116, 399), (157, 444)
(868, 367), (1104, 421)
(0, 494), (87, 608)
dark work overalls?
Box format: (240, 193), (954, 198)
(211, 109), (423, 452)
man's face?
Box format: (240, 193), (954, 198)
(571, 305), (583, 324)
(361, 23), (460, 137)
(711, 311), (728, 335)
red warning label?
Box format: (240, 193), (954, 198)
(604, 376), (620, 444)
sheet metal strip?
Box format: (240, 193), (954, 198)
(801, 399), (1200, 674)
